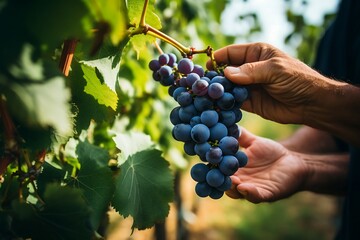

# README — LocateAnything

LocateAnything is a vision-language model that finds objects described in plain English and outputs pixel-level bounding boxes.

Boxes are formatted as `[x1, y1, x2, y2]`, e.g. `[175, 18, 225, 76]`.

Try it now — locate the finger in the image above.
[225, 189, 245, 199]
[238, 127, 257, 148]
[226, 175, 245, 199]
[237, 183, 263, 204]
[206, 42, 279, 70]
[206, 44, 250, 69]
[224, 60, 273, 85]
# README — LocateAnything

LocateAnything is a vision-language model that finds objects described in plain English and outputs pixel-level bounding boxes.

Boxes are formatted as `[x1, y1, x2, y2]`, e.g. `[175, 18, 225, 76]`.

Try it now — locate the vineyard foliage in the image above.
[0, 0, 335, 239]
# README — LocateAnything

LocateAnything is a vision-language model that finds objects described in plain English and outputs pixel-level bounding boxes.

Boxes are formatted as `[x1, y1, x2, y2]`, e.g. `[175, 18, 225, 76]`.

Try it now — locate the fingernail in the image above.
[225, 66, 241, 75]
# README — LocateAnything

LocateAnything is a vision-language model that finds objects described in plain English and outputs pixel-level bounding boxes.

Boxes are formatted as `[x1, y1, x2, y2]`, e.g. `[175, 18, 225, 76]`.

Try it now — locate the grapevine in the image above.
[0, 0, 247, 239]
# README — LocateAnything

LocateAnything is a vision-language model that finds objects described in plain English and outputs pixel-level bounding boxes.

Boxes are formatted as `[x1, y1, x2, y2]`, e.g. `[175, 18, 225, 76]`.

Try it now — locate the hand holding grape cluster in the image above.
[149, 53, 248, 199]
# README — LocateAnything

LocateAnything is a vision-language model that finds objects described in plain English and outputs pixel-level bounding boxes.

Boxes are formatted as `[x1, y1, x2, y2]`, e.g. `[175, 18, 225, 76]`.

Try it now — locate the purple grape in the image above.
[177, 91, 193, 106]
[209, 123, 228, 141]
[194, 142, 211, 159]
[210, 76, 233, 91]
[160, 74, 175, 86]
[219, 110, 236, 127]
[208, 82, 224, 99]
[158, 53, 170, 65]
[228, 124, 241, 139]
[234, 108, 243, 122]
[217, 176, 232, 191]
[152, 71, 161, 81]
[235, 150, 248, 167]
[217, 92, 235, 110]
[190, 163, 210, 182]
[173, 87, 187, 101]
[184, 141, 196, 156]
[192, 79, 209, 96]
[169, 106, 181, 125]
[205, 70, 219, 79]
[190, 116, 201, 127]
[233, 87, 248, 103]
[186, 73, 200, 87]
[191, 124, 210, 143]
[219, 136, 239, 155]
[205, 147, 223, 164]
[219, 155, 239, 176]
[194, 96, 213, 112]
[172, 124, 192, 142]
[209, 188, 225, 199]
[200, 110, 219, 127]
[179, 104, 198, 123]
[192, 64, 205, 77]
[168, 85, 177, 97]
[158, 65, 172, 78]
[178, 58, 194, 74]
[167, 53, 177, 67]
[149, 59, 161, 71]
[206, 168, 225, 187]
[179, 77, 188, 87]
[195, 182, 212, 197]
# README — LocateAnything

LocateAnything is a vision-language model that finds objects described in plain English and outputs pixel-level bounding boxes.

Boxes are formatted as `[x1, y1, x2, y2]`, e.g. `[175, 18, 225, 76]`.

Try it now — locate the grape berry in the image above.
[150, 53, 249, 199]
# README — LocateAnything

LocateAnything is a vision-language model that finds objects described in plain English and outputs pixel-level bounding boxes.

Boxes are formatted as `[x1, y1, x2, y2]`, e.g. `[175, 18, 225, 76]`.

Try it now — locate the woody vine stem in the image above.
[128, 0, 218, 70]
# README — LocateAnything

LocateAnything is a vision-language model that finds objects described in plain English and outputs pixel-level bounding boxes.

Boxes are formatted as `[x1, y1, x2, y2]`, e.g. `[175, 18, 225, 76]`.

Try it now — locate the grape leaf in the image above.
[128, 0, 161, 29]
[128, 0, 161, 55]
[11, 184, 93, 240]
[112, 149, 174, 230]
[24, 0, 92, 50]
[80, 63, 118, 111]
[113, 131, 154, 164]
[83, 0, 128, 45]
[68, 141, 115, 230]
[5, 75, 73, 136]
[36, 162, 66, 197]
[81, 52, 120, 92]
[68, 61, 114, 132]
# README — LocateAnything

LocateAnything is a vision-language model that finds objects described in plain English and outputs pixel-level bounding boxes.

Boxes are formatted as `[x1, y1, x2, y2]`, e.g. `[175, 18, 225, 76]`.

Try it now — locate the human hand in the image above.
[206, 43, 332, 125]
[226, 128, 308, 203]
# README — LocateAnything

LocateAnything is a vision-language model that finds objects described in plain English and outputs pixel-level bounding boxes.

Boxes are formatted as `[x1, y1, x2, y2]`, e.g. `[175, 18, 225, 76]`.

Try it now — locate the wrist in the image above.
[304, 78, 360, 146]
[298, 152, 349, 195]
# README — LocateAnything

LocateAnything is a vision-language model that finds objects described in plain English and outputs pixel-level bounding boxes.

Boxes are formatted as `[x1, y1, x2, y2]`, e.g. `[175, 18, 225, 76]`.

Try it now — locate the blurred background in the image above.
[108, 0, 342, 239]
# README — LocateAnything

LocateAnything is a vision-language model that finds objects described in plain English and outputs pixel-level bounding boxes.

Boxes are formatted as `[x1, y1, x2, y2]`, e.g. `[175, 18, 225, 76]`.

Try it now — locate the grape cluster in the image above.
[149, 53, 249, 199]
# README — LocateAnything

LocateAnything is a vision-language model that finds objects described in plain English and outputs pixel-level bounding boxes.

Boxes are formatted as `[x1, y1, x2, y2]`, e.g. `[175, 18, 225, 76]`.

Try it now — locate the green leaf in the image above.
[112, 149, 174, 230]
[76, 141, 110, 168]
[128, 0, 161, 56]
[128, 0, 161, 29]
[37, 162, 66, 197]
[81, 63, 118, 111]
[69, 141, 114, 230]
[11, 184, 93, 240]
[83, 0, 128, 45]
[5, 75, 73, 136]
[81, 50, 121, 92]
[113, 131, 154, 165]
[68, 61, 114, 132]
[24, 0, 92, 50]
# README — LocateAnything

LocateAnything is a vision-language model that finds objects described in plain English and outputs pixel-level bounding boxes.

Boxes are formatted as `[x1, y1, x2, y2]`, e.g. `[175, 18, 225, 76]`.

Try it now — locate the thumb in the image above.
[224, 61, 270, 85]
[238, 127, 257, 148]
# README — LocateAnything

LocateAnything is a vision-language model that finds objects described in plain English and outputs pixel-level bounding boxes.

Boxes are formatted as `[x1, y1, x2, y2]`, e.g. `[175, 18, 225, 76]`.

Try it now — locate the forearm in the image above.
[305, 79, 360, 147]
[297, 151, 349, 195]
[280, 126, 345, 154]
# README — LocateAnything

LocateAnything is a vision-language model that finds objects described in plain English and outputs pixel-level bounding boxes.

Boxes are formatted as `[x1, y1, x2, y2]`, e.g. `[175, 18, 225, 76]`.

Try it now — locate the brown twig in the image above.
[59, 39, 78, 76]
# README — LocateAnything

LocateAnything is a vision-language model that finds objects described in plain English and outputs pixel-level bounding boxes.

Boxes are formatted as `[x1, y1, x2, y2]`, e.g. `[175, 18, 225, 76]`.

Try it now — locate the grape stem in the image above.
[130, 0, 219, 69]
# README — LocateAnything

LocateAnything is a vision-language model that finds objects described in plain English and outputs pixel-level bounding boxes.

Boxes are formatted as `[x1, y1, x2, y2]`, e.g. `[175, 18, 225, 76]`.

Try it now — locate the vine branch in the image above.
[128, 0, 218, 70]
